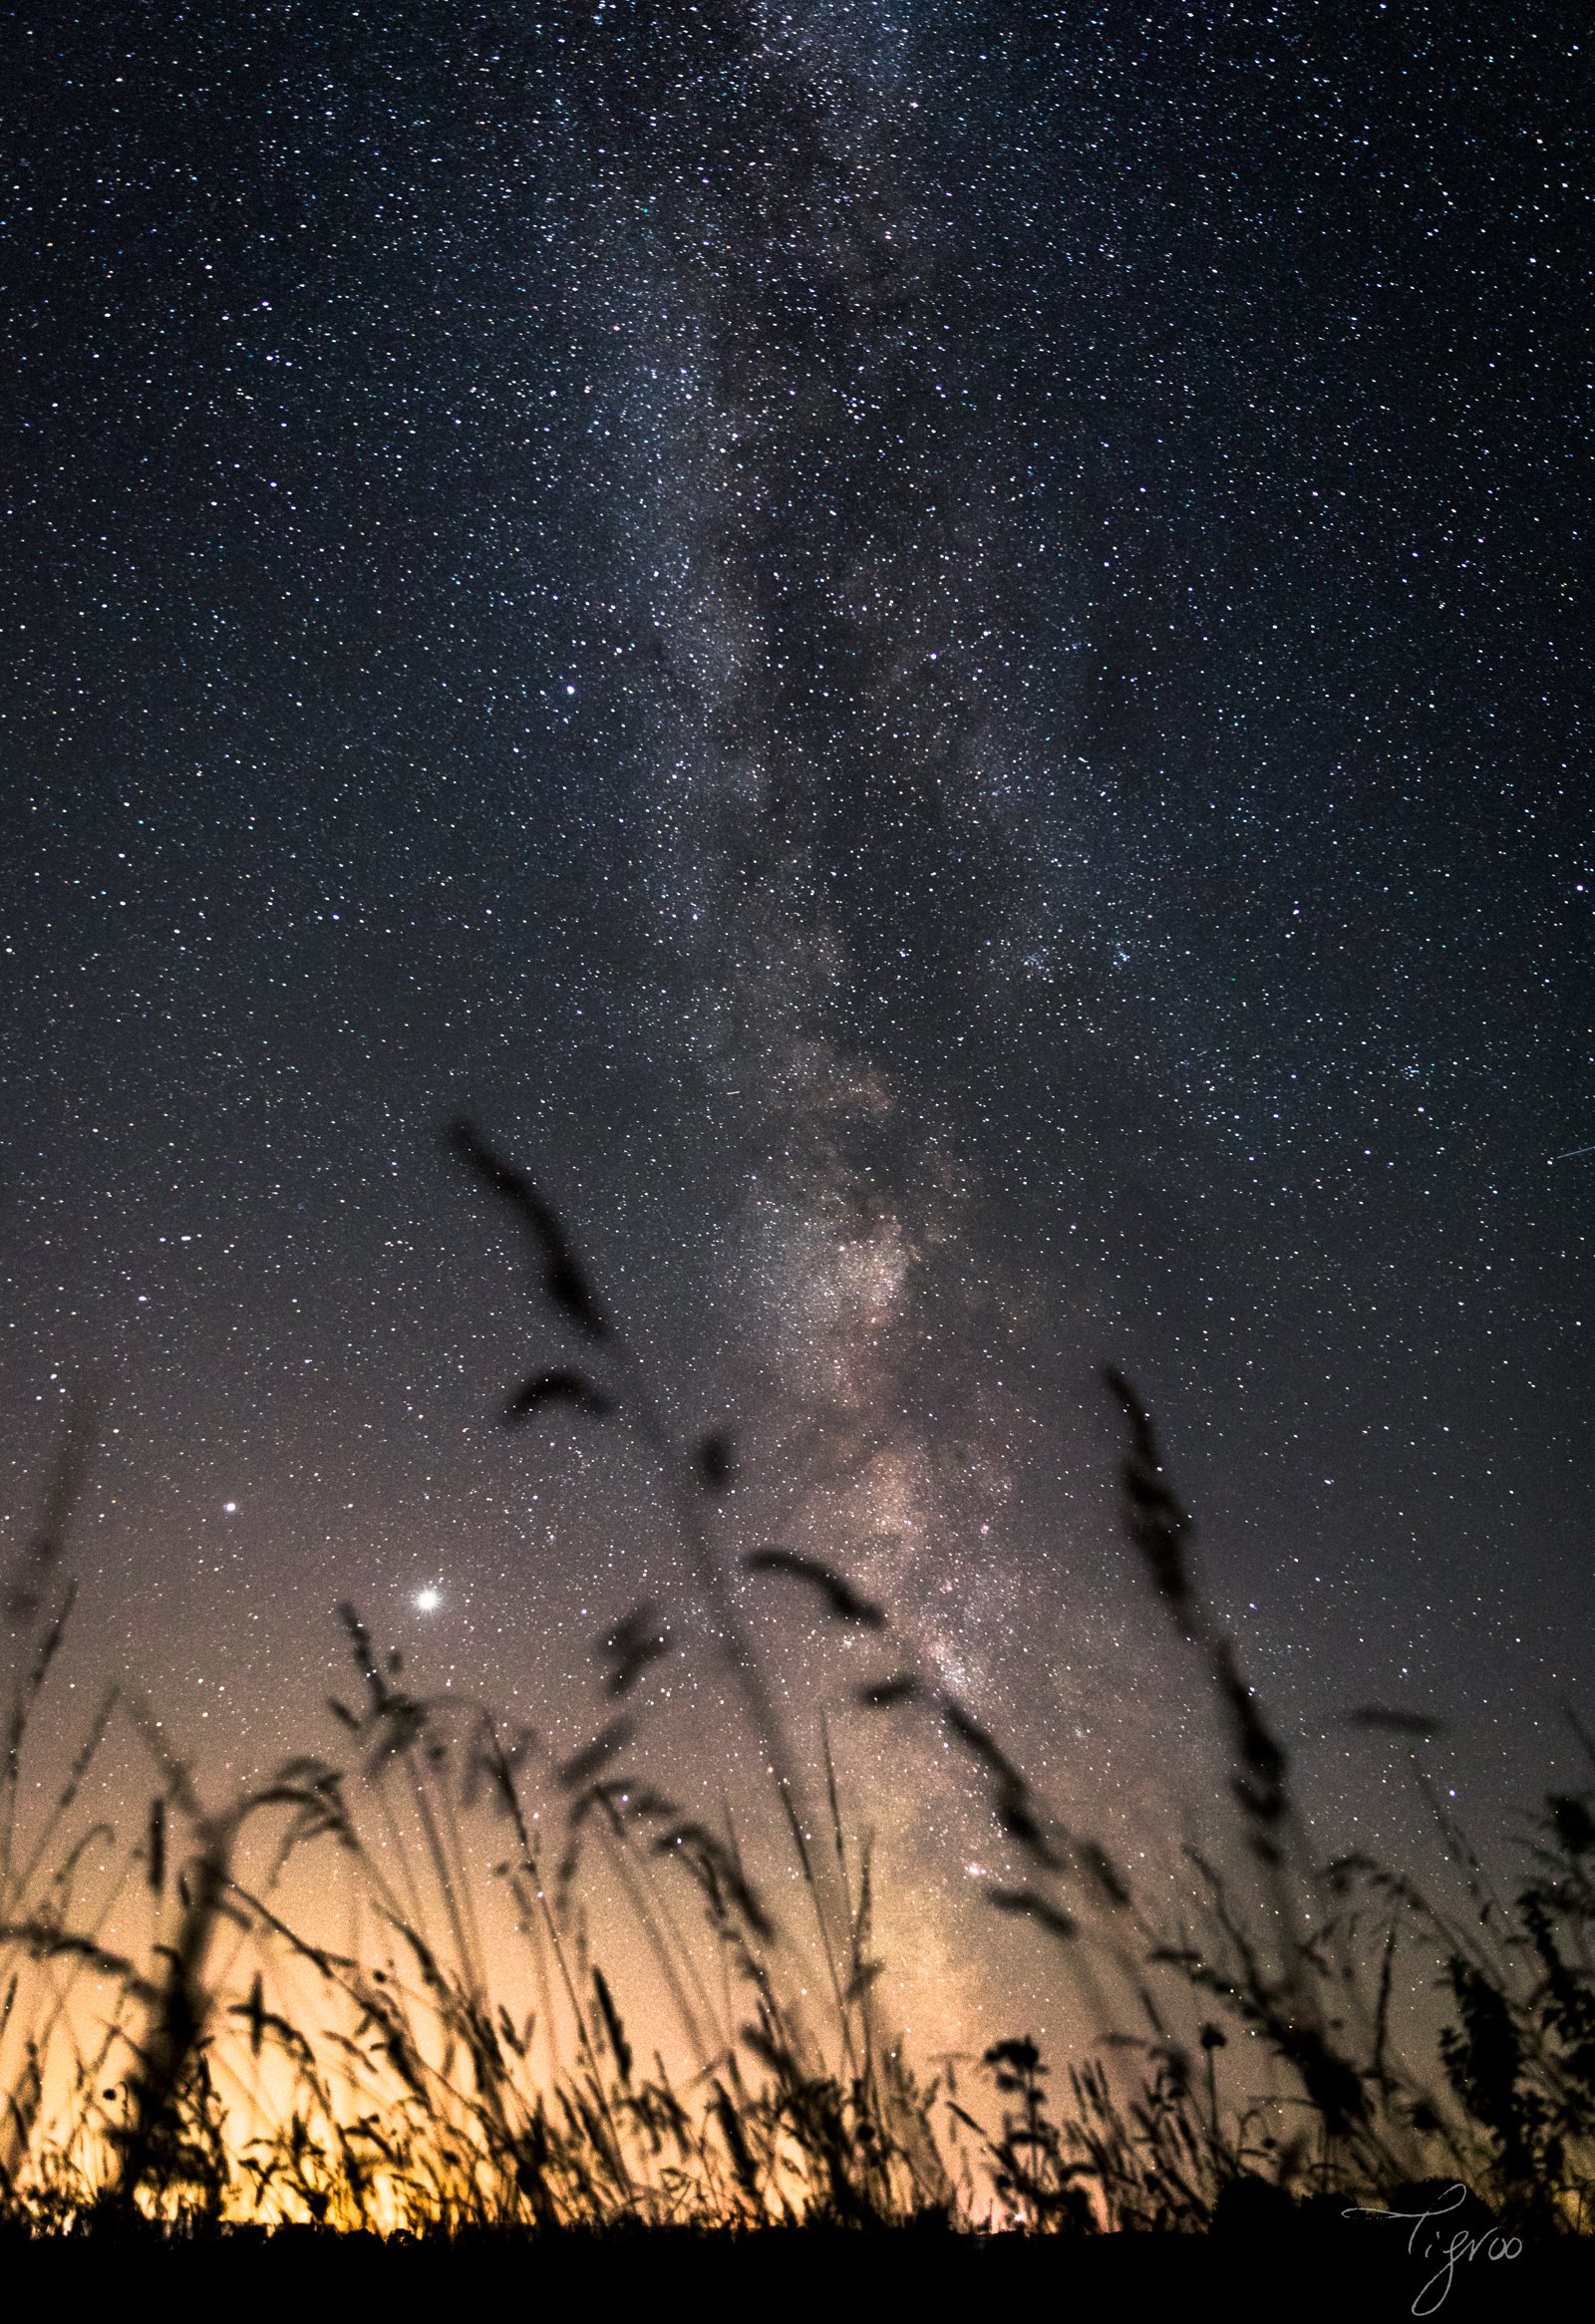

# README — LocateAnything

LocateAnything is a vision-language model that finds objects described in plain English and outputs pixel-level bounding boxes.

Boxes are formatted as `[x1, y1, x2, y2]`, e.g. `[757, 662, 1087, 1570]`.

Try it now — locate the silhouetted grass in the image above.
[0, 1125, 1591, 2288]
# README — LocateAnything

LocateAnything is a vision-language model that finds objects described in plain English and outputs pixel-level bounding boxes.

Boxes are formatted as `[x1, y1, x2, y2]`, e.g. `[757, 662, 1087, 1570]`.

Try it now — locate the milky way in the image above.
[2, 4, 1591, 2032]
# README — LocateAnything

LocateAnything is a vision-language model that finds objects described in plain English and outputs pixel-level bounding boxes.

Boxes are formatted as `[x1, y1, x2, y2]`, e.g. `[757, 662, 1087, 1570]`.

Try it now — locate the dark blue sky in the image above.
[2, 4, 1590, 1899]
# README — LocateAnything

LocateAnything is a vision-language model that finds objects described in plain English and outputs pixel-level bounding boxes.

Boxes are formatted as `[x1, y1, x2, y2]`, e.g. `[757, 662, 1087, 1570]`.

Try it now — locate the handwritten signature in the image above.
[1345, 2182, 1523, 2316]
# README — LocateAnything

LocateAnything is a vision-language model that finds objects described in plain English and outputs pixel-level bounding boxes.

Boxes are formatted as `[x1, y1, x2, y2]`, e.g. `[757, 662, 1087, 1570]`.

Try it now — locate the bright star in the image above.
[415, 1587, 442, 1612]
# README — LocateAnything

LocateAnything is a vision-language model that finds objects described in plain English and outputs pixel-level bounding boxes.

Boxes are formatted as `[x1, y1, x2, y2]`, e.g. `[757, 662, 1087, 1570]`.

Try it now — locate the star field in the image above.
[1, 4, 1591, 2020]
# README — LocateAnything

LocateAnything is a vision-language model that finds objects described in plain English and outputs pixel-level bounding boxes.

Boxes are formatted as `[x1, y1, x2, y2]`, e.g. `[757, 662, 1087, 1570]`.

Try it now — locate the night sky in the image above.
[2, 3, 1591, 2039]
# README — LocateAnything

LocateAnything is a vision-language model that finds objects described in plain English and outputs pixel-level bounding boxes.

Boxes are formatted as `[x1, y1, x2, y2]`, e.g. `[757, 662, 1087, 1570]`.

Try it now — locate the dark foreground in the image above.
[2, 2216, 1589, 2321]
